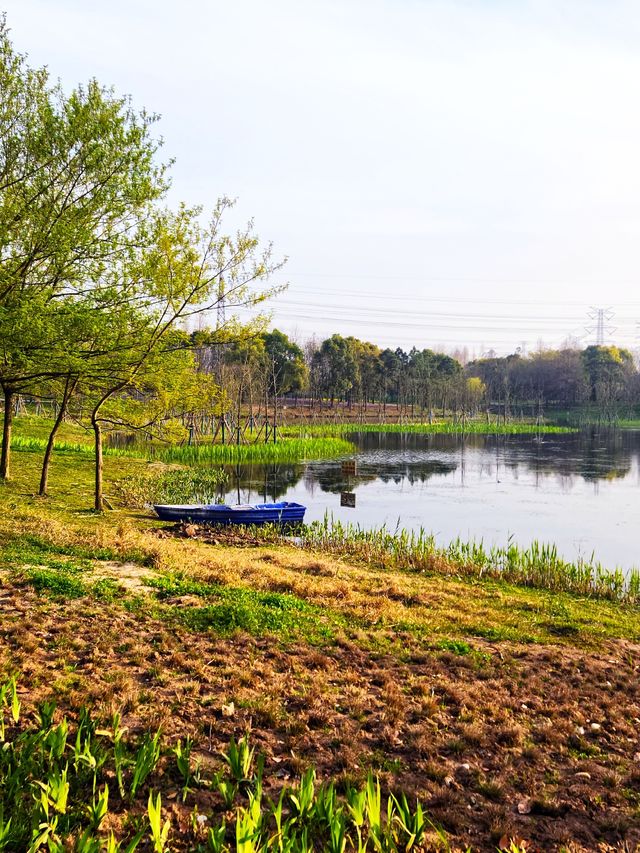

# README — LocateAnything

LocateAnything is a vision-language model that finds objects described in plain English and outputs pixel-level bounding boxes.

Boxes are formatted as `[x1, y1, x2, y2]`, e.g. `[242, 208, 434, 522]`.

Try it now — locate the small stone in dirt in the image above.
[576, 726, 585, 735]
[517, 798, 532, 814]
[590, 722, 601, 732]
[221, 701, 235, 717]
[458, 763, 471, 771]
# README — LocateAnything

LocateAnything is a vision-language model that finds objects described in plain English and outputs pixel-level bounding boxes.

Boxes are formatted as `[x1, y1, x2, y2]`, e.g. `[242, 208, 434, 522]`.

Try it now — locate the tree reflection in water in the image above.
[217, 428, 640, 505]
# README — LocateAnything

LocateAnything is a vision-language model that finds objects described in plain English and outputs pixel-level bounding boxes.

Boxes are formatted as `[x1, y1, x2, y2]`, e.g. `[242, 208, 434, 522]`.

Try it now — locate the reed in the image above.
[289, 516, 640, 604]
[150, 436, 354, 465]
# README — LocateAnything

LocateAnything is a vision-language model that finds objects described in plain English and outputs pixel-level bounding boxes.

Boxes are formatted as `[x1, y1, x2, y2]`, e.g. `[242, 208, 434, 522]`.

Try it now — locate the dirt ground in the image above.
[2, 571, 640, 852]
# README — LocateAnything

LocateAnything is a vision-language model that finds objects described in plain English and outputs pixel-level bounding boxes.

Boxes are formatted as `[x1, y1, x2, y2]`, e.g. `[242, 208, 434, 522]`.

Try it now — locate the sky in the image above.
[4, 0, 640, 357]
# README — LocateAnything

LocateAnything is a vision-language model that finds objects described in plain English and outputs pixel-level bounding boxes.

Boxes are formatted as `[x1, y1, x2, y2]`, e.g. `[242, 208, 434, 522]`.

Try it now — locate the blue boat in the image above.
[153, 501, 306, 526]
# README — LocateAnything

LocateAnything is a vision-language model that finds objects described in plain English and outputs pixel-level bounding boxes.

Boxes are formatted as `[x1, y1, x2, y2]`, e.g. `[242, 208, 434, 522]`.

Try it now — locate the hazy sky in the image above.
[4, 0, 640, 355]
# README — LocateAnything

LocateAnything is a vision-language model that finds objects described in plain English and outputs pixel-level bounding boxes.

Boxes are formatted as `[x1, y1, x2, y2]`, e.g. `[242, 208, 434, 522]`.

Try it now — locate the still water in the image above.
[220, 430, 640, 571]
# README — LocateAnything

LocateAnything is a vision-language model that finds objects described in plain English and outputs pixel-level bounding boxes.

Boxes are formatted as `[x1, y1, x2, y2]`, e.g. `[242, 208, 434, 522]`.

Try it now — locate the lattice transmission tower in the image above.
[585, 307, 615, 345]
[216, 274, 226, 329]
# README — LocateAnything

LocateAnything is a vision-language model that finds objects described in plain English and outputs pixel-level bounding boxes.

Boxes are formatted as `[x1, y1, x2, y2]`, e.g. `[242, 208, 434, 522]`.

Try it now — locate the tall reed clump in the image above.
[0, 677, 442, 852]
[282, 422, 575, 438]
[151, 437, 354, 465]
[295, 516, 640, 604]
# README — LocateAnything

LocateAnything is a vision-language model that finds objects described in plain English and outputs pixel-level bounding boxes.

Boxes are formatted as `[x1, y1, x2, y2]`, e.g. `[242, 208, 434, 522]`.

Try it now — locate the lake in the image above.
[220, 429, 640, 571]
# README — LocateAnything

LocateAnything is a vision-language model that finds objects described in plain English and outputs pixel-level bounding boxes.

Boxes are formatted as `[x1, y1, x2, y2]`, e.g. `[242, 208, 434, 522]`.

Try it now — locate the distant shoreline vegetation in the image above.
[9, 421, 583, 469]
[282, 421, 576, 437]
[11, 421, 576, 468]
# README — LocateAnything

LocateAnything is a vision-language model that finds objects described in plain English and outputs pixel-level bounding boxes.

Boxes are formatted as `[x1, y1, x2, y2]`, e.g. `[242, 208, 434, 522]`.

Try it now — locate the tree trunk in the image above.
[39, 377, 76, 496]
[0, 387, 15, 480]
[93, 417, 104, 512]
[273, 391, 277, 443]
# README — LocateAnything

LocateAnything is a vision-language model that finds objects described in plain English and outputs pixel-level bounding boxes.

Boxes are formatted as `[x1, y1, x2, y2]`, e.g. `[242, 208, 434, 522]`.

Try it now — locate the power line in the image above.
[265, 298, 628, 324]
[284, 270, 640, 292]
[266, 280, 640, 308]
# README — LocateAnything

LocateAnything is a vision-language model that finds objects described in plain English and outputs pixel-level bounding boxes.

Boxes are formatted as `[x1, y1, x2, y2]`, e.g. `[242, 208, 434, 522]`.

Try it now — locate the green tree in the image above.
[262, 329, 307, 396]
[581, 345, 634, 407]
[312, 335, 359, 405]
[0, 22, 167, 478]
[84, 202, 282, 510]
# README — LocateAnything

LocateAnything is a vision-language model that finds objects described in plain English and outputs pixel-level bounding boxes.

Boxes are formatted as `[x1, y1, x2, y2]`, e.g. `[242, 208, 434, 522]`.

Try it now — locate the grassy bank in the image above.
[2, 419, 640, 849]
[293, 517, 640, 605]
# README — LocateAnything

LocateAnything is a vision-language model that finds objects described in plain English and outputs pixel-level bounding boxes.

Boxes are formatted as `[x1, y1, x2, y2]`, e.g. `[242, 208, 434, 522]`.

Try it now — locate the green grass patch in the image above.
[0, 537, 134, 602]
[1, 539, 93, 573]
[148, 573, 340, 642]
[436, 638, 474, 656]
[25, 567, 88, 597]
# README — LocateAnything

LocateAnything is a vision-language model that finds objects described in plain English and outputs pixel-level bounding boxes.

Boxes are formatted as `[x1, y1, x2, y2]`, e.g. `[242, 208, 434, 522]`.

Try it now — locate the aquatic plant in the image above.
[149, 436, 354, 465]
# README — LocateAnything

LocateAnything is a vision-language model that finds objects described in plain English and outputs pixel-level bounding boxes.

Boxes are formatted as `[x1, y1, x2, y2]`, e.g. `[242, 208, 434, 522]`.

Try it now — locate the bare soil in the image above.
[1, 573, 640, 852]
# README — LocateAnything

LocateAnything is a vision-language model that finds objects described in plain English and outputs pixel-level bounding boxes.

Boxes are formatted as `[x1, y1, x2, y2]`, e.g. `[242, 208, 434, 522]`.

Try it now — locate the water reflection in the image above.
[219, 429, 640, 569]
[222, 429, 638, 500]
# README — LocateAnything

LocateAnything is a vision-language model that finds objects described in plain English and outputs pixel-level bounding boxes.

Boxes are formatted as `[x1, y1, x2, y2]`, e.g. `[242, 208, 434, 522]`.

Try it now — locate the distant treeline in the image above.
[194, 329, 639, 418]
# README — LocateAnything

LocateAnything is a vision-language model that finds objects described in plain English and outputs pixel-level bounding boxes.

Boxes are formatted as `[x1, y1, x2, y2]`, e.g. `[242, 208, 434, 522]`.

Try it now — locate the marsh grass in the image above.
[12, 430, 355, 466]
[150, 436, 354, 465]
[281, 422, 575, 438]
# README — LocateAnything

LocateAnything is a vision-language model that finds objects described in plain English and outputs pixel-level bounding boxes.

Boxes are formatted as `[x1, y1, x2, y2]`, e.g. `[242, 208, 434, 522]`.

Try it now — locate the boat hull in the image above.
[153, 501, 306, 526]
